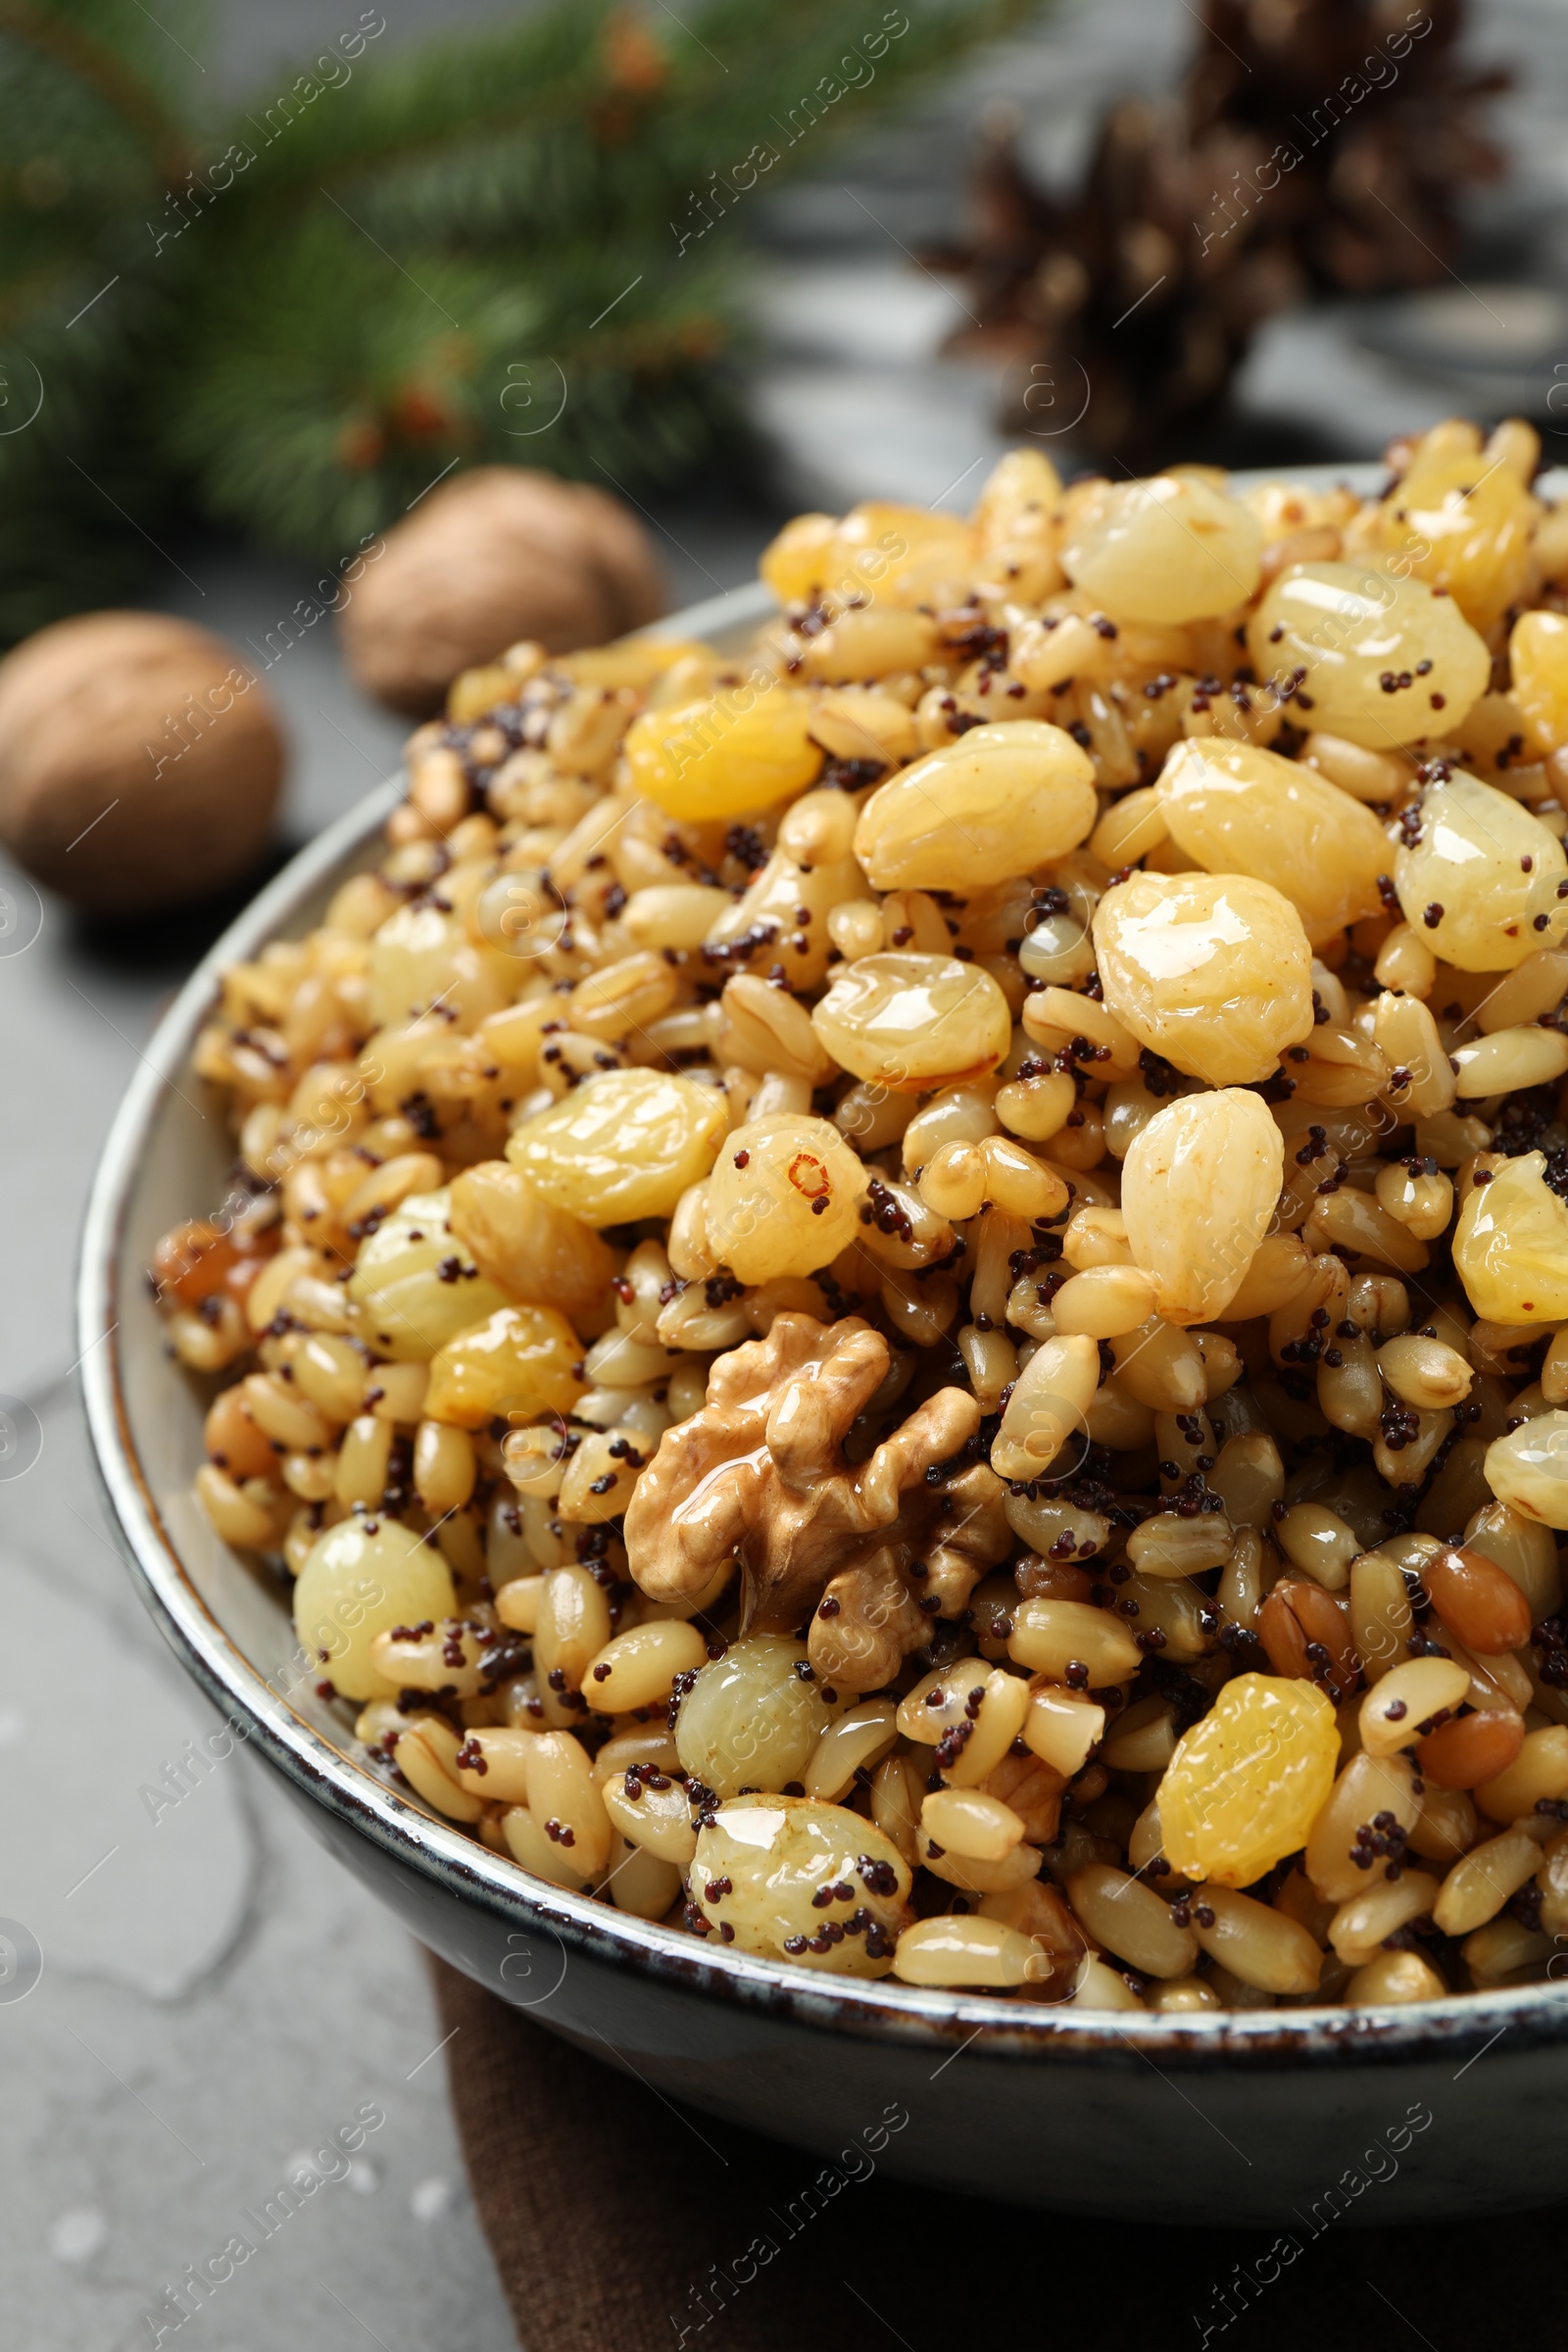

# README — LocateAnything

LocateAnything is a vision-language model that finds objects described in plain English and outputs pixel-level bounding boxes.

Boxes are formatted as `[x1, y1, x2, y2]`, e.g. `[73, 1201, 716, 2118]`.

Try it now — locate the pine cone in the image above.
[937, 0, 1507, 465]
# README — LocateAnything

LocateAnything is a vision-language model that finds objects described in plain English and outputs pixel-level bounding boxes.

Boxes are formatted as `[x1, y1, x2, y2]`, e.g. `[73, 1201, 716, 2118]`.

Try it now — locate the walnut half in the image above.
[623, 1312, 1009, 1693]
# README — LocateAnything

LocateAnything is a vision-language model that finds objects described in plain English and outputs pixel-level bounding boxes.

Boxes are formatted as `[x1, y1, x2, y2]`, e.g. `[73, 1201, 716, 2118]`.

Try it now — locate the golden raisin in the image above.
[1157, 1673, 1338, 1888]
[1093, 869, 1315, 1085]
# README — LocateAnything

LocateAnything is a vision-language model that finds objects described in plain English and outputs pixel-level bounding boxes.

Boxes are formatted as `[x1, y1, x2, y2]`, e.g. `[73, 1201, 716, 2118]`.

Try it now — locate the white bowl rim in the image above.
[77, 558, 1568, 2070]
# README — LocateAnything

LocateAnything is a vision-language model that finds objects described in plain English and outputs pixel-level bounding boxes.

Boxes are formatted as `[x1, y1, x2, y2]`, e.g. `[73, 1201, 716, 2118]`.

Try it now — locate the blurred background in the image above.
[2, 1, 1566, 2344]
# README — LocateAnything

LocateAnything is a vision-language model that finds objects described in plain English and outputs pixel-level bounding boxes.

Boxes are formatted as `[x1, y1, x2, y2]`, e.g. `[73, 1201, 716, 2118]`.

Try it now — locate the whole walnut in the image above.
[338, 466, 667, 717]
[0, 612, 284, 916]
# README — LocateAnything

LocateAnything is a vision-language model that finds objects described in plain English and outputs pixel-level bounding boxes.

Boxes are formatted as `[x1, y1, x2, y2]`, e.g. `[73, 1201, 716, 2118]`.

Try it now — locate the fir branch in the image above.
[214, 5, 612, 202]
[0, 0, 1051, 634]
[0, 0, 192, 175]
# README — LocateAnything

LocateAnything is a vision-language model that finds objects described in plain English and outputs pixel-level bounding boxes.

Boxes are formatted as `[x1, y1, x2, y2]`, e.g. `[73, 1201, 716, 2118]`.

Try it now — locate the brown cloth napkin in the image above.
[433, 1957, 1559, 2352]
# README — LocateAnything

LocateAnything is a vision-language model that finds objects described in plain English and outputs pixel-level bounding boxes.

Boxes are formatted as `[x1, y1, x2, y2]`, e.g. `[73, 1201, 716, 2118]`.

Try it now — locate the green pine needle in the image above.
[0, 0, 1044, 641]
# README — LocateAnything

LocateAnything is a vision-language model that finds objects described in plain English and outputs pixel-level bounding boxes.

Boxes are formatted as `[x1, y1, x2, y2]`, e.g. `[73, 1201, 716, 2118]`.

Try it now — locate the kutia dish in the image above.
[136, 419, 1568, 2022]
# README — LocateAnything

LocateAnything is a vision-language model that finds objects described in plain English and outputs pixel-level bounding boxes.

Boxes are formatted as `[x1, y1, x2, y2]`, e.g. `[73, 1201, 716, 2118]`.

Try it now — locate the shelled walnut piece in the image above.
[623, 1312, 1010, 1689]
[158, 414, 1568, 2011]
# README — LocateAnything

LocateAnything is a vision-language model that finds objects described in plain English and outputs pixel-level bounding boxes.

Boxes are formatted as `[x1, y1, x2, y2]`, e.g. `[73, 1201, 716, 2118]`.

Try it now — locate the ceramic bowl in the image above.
[81, 561, 1568, 2225]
